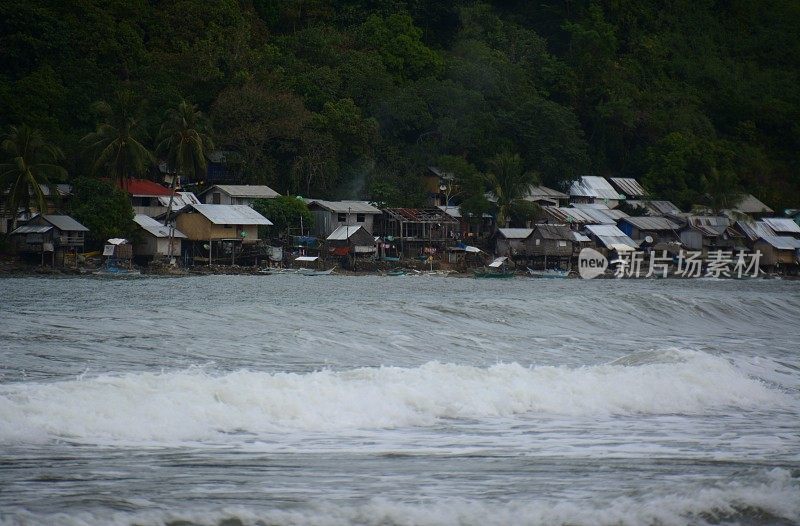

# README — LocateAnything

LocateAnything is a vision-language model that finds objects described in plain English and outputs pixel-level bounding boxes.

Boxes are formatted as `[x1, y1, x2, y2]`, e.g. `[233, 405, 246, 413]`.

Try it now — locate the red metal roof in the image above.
[122, 179, 173, 197]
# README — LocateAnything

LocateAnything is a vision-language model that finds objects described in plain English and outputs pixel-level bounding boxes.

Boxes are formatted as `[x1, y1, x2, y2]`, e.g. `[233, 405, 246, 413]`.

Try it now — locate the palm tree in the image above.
[484, 150, 538, 228]
[156, 99, 214, 186]
[156, 99, 214, 255]
[80, 90, 154, 187]
[702, 167, 743, 215]
[0, 124, 67, 224]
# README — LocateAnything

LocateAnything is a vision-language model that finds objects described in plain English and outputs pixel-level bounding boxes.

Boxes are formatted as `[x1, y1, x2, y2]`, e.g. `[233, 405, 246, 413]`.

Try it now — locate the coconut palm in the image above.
[0, 124, 67, 221]
[701, 167, 743, 215]
[484, 150, 538, 227]
[80, 90, 154, 187]
[156, 99, 214, 185]
[156, 100, 214, 255]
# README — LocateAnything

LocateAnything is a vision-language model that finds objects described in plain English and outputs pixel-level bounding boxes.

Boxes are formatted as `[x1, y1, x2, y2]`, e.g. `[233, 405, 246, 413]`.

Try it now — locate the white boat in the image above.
[297, 266, 336, 276]
[527, 268, 570, 279]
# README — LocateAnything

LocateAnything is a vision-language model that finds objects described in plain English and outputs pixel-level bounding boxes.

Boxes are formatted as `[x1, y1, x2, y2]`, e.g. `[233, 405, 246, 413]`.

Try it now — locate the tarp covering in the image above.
[488, 256, 508, 268]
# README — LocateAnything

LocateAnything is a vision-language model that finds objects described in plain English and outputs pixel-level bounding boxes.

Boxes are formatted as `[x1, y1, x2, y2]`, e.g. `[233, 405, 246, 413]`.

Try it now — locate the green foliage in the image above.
[69, 177, 135, 249]
[0, 124, 67, 215]
[0, 0, 798, 209]
[80, 90, 154, 185]
[251, 196, 313, 239]
[157, 100, 214, 182]
[484, 151, 538, 228]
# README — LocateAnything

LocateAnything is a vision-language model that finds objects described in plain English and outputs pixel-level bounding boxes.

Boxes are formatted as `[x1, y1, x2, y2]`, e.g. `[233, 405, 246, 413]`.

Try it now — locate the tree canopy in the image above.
[1, 0, 797, 210]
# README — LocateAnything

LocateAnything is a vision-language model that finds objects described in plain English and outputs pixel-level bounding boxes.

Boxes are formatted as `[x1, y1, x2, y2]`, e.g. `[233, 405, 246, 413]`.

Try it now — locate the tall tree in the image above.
[157, 99, 214, 184]
[0, 124, 67, 221]
[484, 150, 537, 228]
[80, 90, 154, 187]
[156, 99, 214, 257]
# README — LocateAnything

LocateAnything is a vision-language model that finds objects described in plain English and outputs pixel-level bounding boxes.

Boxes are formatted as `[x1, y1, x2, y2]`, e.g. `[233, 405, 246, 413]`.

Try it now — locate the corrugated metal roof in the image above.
[438, 205, 462, 218]
[569, 176, 623, 200]
[533, 224, 574, 240]
[624, 200, 683, 217]
[525, 185, 569, 200]
[327, 224, 367, 240]
[11, 225, 52, 234]
[572, 231, 591, 242]
[43, 215, 89, 232]
[134, 214, 187, 239]
[309, 200, 382, 214]
[759, 235, 800, 250]
[763, 218, 800, 234]
[207, 185, 280, 199]
[497, 228, 533, 239]
[736, 221, 776, 241]
[188, 204, 273, 225]
[735, 194, 773, 214]
[648, 200, 681, 216]
[543, 207, 616, 225]
[619, 216, 680, 231]
[687, 216, 730, 236]
[571, 203, 629, 221]
[158, 192, 201, 211]
[609, 177, 647, 197]
[585, 224, 638, 250]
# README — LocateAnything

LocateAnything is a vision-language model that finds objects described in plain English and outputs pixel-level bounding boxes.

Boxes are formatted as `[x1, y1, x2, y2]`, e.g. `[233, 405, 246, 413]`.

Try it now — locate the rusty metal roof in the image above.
[383, 207, 458, 223]
[609, 177, 647, 197]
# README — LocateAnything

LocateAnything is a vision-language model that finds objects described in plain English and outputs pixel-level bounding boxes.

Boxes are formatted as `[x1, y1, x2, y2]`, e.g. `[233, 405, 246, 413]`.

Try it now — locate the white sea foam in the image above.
[2, 468, 797, 526]
[0, 350, 791, 444]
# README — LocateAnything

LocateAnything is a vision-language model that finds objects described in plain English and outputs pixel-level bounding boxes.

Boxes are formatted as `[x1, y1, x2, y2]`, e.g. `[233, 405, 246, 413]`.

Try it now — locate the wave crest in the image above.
[0, 350, 790, 444]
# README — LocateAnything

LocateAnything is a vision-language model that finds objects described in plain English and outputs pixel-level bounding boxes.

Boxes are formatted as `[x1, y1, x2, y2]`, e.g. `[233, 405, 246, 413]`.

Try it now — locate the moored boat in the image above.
[297, 267, 336, 276]
[527, 268, 570, 279]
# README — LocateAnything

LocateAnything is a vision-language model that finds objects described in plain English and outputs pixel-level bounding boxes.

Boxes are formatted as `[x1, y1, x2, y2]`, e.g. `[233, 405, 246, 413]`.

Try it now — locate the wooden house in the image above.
[133, 214, 186, 260]
[753, 236, 800, 267]
[307, 200, 382, 237]
[10, 214, 88, 266]
[679, 216, 742, 256]
[379, 207, 458, 258]
[526, 224, 575, 269]
[494, 228, 533, 258]
[175, 204, 273, 265]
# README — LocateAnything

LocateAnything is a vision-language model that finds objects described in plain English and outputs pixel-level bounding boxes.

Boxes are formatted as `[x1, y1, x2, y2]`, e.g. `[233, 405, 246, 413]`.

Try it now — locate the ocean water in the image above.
[0, 275, 798, 526]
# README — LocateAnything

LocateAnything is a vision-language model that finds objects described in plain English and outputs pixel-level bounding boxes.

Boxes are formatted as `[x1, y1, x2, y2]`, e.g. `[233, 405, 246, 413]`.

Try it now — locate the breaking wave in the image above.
[0, 349, 791, 445]
[2, 468, 798, 526]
